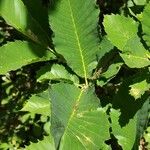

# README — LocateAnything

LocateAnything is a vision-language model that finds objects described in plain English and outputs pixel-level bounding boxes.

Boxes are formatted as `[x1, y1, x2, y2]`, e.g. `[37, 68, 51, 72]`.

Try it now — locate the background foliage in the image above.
[0, 0, 150, 149]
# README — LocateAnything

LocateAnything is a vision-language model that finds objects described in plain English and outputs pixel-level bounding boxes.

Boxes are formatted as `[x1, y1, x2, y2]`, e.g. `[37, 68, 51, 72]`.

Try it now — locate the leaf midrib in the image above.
[61, 89, 84, 144]
[68, 0, 88, 85]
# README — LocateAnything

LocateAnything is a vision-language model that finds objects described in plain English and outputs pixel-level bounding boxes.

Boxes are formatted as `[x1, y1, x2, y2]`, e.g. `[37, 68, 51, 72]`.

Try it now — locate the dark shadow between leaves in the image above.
[112, 79, 149, 127]
[23, 0, 54, 57]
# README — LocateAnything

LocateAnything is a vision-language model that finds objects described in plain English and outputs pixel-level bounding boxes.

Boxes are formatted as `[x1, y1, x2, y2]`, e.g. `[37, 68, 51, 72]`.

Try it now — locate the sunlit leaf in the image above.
[103, 14, 138, 50]
[0, 41, 54, 74]
[37, 64, 79, 83]
[129, 80, 150, 100]
[26, 136, 55, 150]
[21, 91, 50, 116]
[49, 0, 100, 84]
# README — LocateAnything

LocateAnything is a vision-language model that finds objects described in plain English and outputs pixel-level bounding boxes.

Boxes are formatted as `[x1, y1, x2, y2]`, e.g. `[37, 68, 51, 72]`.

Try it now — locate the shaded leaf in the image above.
[21, 91, 50, 116]
[37, 64, 79, 83]
[0, 41, 54, 75]
[50, 83, 110, 150]
[0, 0, 50, 46]
[135, 97, 150, 149]
[49, 0, 100, 84]
[22, 0, 50, 35]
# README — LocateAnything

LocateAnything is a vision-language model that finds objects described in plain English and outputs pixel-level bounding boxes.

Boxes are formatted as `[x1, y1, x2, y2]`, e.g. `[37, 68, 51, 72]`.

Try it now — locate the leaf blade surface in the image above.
[49, 0, 100, 83]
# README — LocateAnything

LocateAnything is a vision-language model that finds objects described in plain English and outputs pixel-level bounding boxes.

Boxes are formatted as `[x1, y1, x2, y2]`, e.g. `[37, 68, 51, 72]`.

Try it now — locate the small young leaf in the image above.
[22, 0, 50, 35]
[0, 0, 51, 46]
[37, 64, 79, 83]
[129, 80, 150, 100]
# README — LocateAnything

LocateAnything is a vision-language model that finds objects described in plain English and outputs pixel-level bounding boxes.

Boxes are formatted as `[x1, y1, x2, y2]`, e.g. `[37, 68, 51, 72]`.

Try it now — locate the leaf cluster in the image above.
[0, 0, 150, 149]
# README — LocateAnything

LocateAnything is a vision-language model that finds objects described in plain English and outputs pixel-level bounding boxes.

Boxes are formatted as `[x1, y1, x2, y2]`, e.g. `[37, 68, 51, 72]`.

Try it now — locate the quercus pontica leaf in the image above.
[21, 91, 51, 116]
[37, 64, 79, 83]
[49, 0, 100, 85]
[129, 80, 150, 100]
[25, 136, 55, 150]
[0, 0, 150, 149]
[0, 0, 51, 47]
[104, 15, 150, 68]
[110, 109, 137, 150]
[0, 41, 54, 75]
[142, 2, 150, 47]
[50, 83, 110, 150]
[120, 37, 150, 68]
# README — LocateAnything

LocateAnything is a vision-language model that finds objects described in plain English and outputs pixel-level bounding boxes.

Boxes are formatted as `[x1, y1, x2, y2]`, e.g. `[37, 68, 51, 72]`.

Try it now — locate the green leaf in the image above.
[97, 63, 123, 86]
[134, 0, 147, 5]
[120, 37, 150, 68]
[98, 36, 114, 60]
[128, 0, 147, 6]
[129, 80, 150, 100]
[104, 15, 150, 68]
[103, 14, 138, 50]
[21, 91, 50, 116]
[49, 0, 100, 84]
[37, 64, 79, 83]
[144, 126, 150, 150]
[142, 2, 150, 47]
[22, 0, 50, 35]
[120, 53, 150, 68]
[50, 83, 110, 150]
[110, 109, 137, 150]
[0, 143, 11, 150]
[0, 0, 50, 46]
[25, 136, 55, 150]
[135, 97, 150, 149]
[0, 41, 54, 74]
